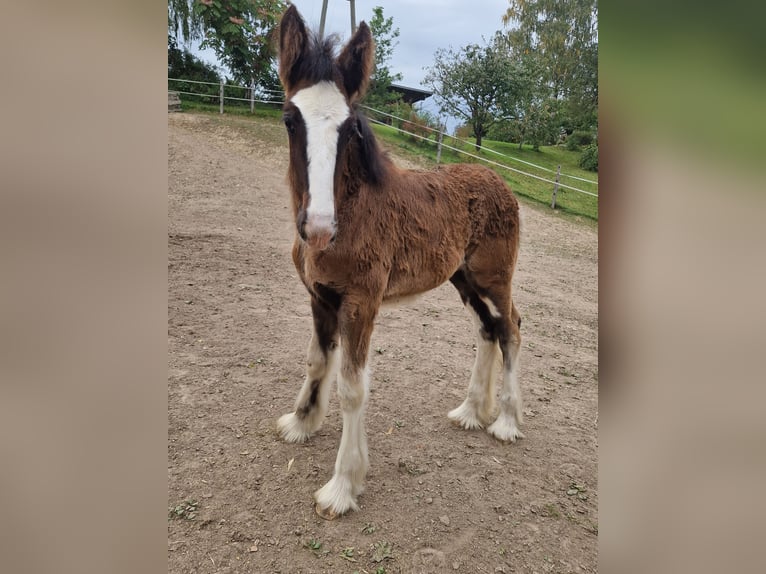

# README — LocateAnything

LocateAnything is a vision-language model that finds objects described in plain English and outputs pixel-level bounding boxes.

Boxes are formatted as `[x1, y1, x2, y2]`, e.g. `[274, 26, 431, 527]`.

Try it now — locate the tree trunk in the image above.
[475, 132, 482, 151]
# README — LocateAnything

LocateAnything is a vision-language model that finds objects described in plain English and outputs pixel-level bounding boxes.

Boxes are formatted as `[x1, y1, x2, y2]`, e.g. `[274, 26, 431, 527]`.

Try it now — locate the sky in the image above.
[192, 0, 514, 131]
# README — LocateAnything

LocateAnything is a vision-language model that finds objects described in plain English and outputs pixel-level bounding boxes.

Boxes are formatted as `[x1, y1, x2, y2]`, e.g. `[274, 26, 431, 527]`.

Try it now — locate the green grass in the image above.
[371, 123, 598, 222]
[178, 97, 283, 120]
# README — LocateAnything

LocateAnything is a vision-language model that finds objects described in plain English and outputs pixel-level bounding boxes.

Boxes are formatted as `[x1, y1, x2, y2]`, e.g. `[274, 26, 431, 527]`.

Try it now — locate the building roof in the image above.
[389, 83, 433, 105]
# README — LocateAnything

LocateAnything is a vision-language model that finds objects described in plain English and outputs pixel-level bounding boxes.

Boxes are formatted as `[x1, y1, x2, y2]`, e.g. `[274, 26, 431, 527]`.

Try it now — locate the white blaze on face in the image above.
[290, 81, 350, 242]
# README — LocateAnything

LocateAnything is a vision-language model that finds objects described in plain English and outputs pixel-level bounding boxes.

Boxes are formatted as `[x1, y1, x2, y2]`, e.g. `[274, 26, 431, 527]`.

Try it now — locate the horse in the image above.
[275, 5, 524, 519]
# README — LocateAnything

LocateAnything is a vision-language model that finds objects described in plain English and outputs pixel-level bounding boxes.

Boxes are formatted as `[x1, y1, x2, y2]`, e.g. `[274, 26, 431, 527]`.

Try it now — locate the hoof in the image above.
[487, 416, 525, 443]
[315, 503, 339, 521]
[447, 401, 486, 430]
[276, 412, 311, 443]
[313, 476, 358, 518]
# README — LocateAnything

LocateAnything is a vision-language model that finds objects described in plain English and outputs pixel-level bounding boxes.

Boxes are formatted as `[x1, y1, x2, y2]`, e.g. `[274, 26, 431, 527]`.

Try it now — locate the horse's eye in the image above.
[283, 115, 295, 135]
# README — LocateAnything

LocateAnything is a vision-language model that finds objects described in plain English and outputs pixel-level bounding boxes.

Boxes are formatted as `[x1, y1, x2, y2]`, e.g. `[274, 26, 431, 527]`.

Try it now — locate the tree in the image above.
[168, 35, 221, 83]
[168, 1, 285, 86]
[424, 35, 521, 150]
[515, 97, 561, 150]
[363, 6, 403, 111]
[168, 35, 222, 103]
[168, 0, 202, 44]
[502, 0, 597, 130]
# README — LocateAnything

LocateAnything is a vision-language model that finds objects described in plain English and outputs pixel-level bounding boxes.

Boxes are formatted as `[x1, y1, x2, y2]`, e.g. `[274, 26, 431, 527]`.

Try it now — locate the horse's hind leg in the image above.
[447, 268, 500, 429]
[487, 302, 524, 442]
[277, 294, 339, 443]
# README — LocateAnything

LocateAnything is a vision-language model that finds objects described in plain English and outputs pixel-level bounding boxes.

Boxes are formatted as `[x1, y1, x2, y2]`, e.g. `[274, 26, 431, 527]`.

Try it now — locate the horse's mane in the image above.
[287, 33, 338, 88]
[352, 110, 391, 187]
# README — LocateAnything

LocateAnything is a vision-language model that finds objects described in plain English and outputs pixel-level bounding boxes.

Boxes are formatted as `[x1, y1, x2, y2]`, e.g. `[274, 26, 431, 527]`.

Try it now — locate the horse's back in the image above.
[436, 163, 520, 242]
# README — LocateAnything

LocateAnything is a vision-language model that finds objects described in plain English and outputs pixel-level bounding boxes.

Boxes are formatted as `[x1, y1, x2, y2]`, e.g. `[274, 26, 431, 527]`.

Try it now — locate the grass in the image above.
[370, 123, 598, 222]
[179, 98, 282, 121]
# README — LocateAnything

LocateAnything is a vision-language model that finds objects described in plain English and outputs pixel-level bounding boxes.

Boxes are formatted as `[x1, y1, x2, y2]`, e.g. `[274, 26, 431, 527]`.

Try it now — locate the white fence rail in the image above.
[366, 117, 597, 198]
[168, 77, 283, 111]
[360, 105, 598, 187]
[168, 78, 598, 205]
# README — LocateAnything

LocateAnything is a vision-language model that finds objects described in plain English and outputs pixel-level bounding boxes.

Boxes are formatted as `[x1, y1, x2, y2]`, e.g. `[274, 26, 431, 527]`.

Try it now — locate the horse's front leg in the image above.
[277, 294, 339, 443]
[314, 299, 378, 519]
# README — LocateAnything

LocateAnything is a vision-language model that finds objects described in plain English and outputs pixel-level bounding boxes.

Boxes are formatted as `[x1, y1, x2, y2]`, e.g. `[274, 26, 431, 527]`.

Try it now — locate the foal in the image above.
[275, 6, 524, 519]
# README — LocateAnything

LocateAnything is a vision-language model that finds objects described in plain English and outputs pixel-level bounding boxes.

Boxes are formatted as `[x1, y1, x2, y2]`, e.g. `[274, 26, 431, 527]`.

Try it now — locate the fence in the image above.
[168, 78, 598, 210]
[168, 77, 284, 112]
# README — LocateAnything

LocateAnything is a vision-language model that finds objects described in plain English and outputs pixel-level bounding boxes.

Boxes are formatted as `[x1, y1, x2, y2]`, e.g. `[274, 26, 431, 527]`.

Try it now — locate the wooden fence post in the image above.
[219, 80, 224, 114]
[250, 79, 255, 113]
[436, 125, 445, 165]
[551, 164, 561, 208]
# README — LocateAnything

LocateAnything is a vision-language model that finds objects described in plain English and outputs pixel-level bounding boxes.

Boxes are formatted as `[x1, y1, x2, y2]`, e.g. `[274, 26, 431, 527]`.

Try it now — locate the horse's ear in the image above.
[278, 5, 310, 91]
[336, 22, 374, 102]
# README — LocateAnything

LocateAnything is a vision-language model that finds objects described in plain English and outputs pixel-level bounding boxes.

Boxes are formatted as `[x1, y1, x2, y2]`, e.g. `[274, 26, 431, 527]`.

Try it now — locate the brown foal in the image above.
[275, 6, 524, 519]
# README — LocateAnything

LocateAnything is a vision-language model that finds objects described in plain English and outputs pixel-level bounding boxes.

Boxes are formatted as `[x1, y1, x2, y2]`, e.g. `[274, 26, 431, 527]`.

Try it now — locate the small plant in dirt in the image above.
[372, 541, 393, 562]
[303, 538, 330, 557]
[361, 523, 376, 535]
[339, 547, 357, 562]
[542, 503, 561, 518]
[169, 499, 198, 520]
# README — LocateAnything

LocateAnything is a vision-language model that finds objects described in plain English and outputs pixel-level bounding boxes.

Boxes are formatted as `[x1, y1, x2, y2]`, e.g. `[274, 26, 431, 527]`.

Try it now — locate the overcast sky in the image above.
[288, 0, 512, 87]
[192, 1, 514, 130]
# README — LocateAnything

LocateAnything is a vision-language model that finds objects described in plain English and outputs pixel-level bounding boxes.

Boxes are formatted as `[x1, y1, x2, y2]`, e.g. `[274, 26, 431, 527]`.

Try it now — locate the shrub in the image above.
[487, 120, 519, 144]
[566, 130, 594, 150]
[454, 123, 473, 139]
[402, 111, 434, 143]
[579, 143, 598, 172]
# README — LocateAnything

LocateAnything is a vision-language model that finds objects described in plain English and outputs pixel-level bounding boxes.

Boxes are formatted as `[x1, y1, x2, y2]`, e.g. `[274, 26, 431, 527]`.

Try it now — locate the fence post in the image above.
[319, 0, 328, 38]
[219, 80, 224, 114]
[250, 79, 255, 113]
[551, 164, 561, 209]
[436, 125, 445, 165]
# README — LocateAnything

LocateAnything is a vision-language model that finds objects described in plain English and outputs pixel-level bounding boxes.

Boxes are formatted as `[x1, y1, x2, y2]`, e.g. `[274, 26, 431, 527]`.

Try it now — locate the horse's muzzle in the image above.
[300, 213, 336, 251]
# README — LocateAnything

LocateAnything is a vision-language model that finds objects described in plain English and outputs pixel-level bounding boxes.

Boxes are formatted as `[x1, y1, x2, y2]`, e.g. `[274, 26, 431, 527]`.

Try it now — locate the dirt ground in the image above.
[168, 112, 598, 574]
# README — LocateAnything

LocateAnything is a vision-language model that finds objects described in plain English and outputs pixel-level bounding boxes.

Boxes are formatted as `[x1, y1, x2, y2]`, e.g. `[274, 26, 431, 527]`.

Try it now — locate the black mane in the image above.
[337, 109, 391, 188]
[288, 33, 339, 89]
[353, 110, 390, 186]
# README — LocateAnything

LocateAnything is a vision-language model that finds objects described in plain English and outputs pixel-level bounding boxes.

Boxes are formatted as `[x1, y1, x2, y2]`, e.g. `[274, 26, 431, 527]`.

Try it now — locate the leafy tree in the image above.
[364, 6, 404, 111]
[168, 35, 222, 103]
[168, 0, 285, 86]
[515, 97, 561, 150]
[169, 0, 203, 44]
[495, 52, 561, 149]
[424, 35, 522, 150]
[168, 35, 221, 82]
[502, 0, 598, 130]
